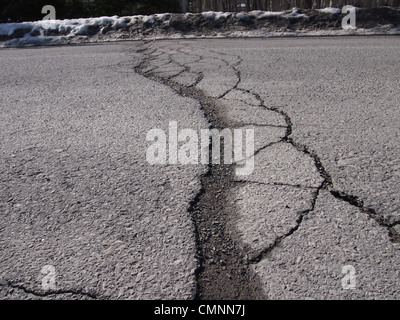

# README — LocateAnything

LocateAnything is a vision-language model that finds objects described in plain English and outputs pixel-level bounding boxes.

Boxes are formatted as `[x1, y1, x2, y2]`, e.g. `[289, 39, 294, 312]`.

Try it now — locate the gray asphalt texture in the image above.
[0, 43, 208, 299]
[1, 36, 400, 299]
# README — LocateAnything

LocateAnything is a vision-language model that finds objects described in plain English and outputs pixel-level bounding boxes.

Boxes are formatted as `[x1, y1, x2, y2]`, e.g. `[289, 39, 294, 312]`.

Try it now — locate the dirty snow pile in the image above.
[0, 7, 399, 47]
[0, 14, 171, 46]
[317, 7, 343, 14]
[202, 7, 307, 20]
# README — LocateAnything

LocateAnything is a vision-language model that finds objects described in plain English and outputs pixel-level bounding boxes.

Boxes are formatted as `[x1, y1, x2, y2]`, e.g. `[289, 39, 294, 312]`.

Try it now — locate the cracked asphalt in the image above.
[1, 36, 400, 299]
[0, 44, 207, 299]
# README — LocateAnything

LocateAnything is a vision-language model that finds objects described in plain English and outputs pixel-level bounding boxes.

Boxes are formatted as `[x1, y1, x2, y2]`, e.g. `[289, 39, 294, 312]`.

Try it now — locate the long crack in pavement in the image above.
[135, 41, 265, 299]
[134, 39, 400, 299]
[0, 279, 96, 299]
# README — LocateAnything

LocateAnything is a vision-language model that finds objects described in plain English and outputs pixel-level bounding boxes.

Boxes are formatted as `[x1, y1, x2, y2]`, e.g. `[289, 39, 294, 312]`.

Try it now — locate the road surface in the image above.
[0, 36, 399, 299]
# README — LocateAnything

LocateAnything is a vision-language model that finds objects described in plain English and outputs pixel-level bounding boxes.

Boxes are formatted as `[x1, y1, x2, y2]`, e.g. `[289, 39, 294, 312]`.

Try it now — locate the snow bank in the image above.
[0, 9, 310, 46]
[0, 14, 171, 40]
[238, 7, 308, 20]
[248, 10, 285, 19]
[0, 7, 399, 48]
[317, 7, 342, 14]
[202, 11, 233, 19]
[201, 8, 308, 20]
[228, 24, 400, 38]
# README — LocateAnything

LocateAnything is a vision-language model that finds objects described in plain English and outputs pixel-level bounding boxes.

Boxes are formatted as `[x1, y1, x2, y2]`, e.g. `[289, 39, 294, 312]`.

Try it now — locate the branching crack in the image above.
[330, 190, 400, 243]
[0, 280, 97, 299]
[248, 185, 323, 264]
[134, 42, 264, 299]
[132, 39, 399, 300]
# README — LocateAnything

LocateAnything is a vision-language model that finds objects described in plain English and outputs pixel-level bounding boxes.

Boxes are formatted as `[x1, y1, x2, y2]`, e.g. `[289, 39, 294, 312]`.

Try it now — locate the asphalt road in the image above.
[0, 43, 208, 299]
[1, 36, 399, 299]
